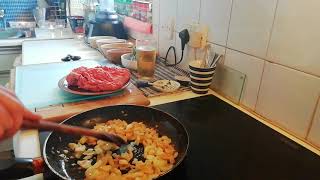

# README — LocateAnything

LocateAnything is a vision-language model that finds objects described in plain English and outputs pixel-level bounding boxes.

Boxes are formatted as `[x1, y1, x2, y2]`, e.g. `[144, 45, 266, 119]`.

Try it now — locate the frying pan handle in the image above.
[0, 157, 44, 179]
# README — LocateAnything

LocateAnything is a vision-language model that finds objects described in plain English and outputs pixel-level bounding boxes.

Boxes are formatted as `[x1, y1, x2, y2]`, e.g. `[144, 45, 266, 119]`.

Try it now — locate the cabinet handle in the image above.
[0, 70, 10, 75]
[0, 52, 20, 55]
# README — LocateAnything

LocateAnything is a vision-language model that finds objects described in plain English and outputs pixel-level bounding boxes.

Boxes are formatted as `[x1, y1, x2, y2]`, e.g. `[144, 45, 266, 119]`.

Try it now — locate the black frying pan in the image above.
[43, 105, 189, 179]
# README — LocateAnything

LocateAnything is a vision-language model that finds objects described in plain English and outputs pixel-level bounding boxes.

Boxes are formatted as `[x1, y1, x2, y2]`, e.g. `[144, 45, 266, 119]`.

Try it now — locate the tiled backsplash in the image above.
[153, 0, 320, 148]
[0, 0, 38, 28]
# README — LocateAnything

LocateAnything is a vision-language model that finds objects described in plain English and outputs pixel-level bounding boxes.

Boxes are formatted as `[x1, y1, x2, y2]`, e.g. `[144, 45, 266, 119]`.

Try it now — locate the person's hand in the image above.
[0, 86, 42, 140]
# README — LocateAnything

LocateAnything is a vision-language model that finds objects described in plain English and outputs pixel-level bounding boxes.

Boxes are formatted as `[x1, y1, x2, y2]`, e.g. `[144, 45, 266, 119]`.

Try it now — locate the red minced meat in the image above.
[66, 66, 131, 92]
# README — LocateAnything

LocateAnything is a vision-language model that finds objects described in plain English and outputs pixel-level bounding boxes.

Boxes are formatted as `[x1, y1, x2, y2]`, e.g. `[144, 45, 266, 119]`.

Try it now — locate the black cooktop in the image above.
[40, 95, 320, 180]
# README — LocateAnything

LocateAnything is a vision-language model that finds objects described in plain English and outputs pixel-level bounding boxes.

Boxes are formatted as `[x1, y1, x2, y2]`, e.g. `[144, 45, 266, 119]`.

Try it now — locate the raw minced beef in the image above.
[66, 66, 130, 92]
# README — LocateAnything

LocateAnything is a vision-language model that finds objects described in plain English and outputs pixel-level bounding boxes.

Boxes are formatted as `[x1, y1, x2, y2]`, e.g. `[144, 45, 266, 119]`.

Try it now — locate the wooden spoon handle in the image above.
[22, 119, 126, 146]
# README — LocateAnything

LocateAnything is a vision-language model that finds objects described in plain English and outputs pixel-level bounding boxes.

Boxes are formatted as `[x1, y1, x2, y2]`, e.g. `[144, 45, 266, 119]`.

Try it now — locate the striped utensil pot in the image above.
[189, 61, 216, 94]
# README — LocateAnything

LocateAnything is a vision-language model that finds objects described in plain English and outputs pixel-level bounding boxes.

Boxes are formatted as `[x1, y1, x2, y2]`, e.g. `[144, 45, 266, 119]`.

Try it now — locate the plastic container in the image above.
[121, 53, 137, 70]
[105, 48, 133, 64]
[88, 36, 117, 48]
[96, 39, 127, 51]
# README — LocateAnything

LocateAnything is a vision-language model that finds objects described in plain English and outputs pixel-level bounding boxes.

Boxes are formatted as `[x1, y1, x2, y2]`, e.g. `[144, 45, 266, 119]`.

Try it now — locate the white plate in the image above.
[152, 80, 180, 93]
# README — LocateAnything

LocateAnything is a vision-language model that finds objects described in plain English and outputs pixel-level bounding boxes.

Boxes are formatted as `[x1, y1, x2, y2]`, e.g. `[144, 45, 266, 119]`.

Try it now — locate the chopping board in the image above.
[15, 60, 117, 109]
[14, 60, 150, 122]
[35, 83, 150, 122]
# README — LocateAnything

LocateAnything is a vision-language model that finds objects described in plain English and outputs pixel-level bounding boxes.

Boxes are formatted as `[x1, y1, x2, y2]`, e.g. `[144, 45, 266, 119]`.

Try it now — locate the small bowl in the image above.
[105, 48, 133, 64]
[100, 42, 133, 55]
[96, 39, 127, 50]
[88, 36, 117, 48]
[121, 53, 137, 70]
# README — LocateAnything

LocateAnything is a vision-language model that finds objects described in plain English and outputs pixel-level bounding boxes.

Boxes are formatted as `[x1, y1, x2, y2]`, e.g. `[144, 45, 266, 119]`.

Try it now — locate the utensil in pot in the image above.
[22, 119, 126, 146]
[209, 54, 223, 68]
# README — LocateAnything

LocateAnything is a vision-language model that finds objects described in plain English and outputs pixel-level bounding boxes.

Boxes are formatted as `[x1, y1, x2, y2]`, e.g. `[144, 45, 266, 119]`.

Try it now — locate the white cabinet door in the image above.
[0, 46, 21, 71]
[0, 54, 19, 71]
[0, 72, 10, 86]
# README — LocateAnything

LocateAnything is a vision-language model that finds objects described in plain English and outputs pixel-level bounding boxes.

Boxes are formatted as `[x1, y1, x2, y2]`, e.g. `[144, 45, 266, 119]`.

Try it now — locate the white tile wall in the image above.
[152, 0, 159, 26]
[224, 49, 264, 110]
[161, 32, 226, 70]
[158, 0, 177, 58]
[308, 97, 320, 147]
[159, 0, 177, 31]
[152, 0, 160, 49]
[256, 62, 320, 138]
[152, 25, 159, 50]
[227, 0, 277, 58]
[176, 0, 201, 31]
[158, 30, 176, 61]
[156, 0, 320, 144]
[267, 0, 320, 76]
[199, 0, 233, 46]
[175, 37, 226, 70]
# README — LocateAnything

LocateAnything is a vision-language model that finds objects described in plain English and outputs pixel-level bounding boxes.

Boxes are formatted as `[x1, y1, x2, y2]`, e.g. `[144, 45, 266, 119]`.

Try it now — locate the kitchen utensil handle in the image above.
[136, 80, 152, 88]
[0, 157, 44, 179]
[22, 119, 126, 146]
[210, 54, 222, 67]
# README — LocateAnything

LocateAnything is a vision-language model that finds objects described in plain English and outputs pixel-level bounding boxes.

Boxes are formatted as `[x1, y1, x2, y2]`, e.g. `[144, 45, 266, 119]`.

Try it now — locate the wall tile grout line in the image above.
[305, 94, 320, 139]
[265, 0, 279, 58]
[157, 0, 160, 48]
[198, 0, 202, 23]
[174, 0, 178, 50]
[158, 0, 161, 28]
[166, 0, 320, 79]
[158, 0, 320, 147]
[225, 0, 235, 48]
[254, 60, 266, 111]
[205, 43, 320, 79]
[175, 0, 179, 31]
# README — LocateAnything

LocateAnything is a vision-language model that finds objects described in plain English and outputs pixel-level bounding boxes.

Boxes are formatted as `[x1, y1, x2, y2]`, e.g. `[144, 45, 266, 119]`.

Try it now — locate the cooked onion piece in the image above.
[68, 120, 178, 180]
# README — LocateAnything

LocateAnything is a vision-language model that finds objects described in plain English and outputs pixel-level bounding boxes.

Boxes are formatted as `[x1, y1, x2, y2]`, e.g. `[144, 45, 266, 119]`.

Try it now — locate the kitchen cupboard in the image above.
[0, 72, 10, 86]
[0, 46, 21, 85]
[0, 46, 21, 71]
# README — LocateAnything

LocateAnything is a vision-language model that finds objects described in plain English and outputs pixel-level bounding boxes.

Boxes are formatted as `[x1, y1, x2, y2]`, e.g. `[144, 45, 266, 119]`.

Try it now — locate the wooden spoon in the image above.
[22, 119, 126, 146]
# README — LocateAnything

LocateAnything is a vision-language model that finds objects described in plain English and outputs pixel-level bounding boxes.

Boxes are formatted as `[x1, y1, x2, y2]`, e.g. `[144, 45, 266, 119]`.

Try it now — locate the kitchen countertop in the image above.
[22, 39, 104, 65]
[0, 28, 74, 47]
